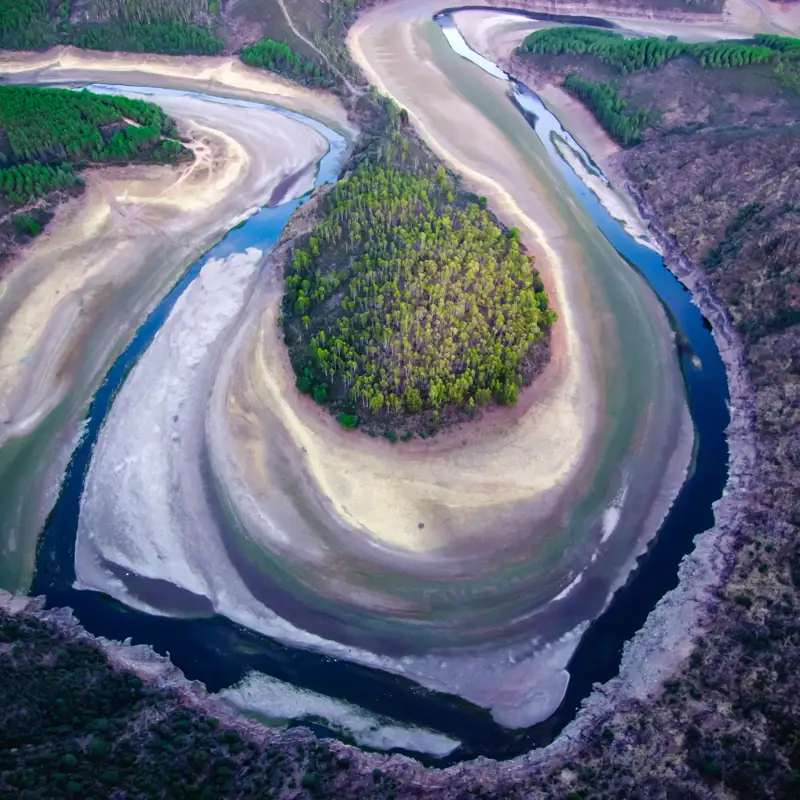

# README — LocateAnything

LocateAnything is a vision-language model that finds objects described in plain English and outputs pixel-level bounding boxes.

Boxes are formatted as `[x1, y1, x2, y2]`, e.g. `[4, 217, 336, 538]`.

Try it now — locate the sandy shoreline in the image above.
[0, 54, 342, 590]
[0, 47, 354, 134]
[3, 0, 730, 731]
[92, 0, 688, 727]
[66, 2, 691, 730]
[440, 3, 759, 767]
[0, 1, 777, 789]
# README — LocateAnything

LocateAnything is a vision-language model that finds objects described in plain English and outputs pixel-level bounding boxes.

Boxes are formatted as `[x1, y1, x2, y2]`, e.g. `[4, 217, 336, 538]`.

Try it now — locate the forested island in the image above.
[0, 86, 188, 261]
[282, 126, 555, 437]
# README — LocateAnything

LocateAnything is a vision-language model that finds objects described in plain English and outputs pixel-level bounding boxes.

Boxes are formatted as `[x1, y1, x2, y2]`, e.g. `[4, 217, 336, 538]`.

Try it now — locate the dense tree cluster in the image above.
[0, 0, 223, 54]
[563, 74, 651, 145]
[0, 86, 187, 255]
[241, 39, 332, 88]
[0, 86, 182, 165]
[66, 20, 224, 55]
[520, 27, 780, 74]
[0, 164, 79, 206]
[283, 139, 555, 425]
[0, 0, 56, 49]
[92, 0, 213, 24]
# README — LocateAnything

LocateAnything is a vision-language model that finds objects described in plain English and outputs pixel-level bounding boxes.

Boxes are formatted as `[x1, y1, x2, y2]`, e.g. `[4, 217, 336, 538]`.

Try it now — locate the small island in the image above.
[281, 130, 556, 438]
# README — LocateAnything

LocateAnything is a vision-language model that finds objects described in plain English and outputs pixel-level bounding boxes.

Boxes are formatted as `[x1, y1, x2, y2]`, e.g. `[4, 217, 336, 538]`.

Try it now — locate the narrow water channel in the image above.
[435, 10, 730, 739]
[30, 25, 730, 765]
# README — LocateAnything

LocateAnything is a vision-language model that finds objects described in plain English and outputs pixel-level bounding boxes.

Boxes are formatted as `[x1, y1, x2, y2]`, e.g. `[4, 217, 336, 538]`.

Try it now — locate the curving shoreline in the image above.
[0, 0, 770, 778]
[447, 3, 757, 769]
[0, 49, 352, 592]
[6, 5, 696, 735]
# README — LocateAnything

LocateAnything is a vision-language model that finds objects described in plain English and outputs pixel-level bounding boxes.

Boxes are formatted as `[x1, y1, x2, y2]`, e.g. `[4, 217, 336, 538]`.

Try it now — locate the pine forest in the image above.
[519, 27, 793, 75]
[242, 39, 332, 89]
[0, 86, 187, 251]
[282, 133, 556, 435]
[519, 29, 800, 146]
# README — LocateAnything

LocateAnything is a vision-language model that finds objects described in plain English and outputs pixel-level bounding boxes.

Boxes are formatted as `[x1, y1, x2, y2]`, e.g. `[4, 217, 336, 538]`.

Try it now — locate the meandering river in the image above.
[3, 7, 729, 764]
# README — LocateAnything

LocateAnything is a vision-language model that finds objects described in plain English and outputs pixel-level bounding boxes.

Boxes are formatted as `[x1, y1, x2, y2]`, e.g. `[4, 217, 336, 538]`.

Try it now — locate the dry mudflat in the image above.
[0, 48, 347, 589]
[116, 0, 692, 727]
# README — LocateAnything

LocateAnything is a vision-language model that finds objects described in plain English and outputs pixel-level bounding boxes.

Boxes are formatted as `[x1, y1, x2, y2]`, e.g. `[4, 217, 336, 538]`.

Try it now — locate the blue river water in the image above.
[31, 25, 729, 766]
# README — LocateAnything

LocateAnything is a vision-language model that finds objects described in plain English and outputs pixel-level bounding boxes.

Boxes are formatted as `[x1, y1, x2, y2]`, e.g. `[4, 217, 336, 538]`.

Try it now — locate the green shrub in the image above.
[337, 413, 358, 429]
[12, 214, 42, 236]
[242, 39, 331, 88]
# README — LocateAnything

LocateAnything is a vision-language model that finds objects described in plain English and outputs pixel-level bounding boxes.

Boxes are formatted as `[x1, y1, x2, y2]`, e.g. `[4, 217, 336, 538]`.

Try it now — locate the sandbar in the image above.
[0, 56, 338, 590]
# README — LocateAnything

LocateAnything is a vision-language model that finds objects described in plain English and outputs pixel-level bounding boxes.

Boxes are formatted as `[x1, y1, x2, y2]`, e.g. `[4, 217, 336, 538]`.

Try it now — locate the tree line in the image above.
[520, 27, 785, 75]
[563, 74, 651, 146]
[0, 87, 187, 245]
[283, 134, 555, 427]
[0, 0, 223, 55]
[0, 86, 182, 165]
[67, 20, 224, 55]
[0, 164, 79, 206]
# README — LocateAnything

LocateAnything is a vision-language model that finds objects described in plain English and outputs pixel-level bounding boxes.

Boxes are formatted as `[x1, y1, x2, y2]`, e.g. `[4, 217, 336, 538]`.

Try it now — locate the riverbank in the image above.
[122, 0, 692, 731]
[446, 0, 760, 780]
[0, 52, 348, 592]
[0, 4, 793, 797]
[52, 0, 694, 738]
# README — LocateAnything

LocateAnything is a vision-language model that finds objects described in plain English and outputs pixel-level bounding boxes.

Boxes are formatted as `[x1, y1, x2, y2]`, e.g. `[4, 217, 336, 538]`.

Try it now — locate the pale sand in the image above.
[0, 47, 353, 133]
[451, 8, 544, 57]
[0, 61, 343, 590]
[217, 672, 461, 755]
[452, 0, 794, 42]
[71, 5, 690, 727]
[211, 4, 597, 556]
[550, 130, 659, 252]
[0, 90, 328, 444]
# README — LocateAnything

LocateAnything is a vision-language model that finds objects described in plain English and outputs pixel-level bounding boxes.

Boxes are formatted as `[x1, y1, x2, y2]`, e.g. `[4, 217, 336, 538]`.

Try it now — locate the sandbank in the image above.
[68, 0, 693, 731]
[0, 62, 338, 590]
[0, 89, 327, 442]
[0, 47, 354, 134]
[139, 0, 688, 723]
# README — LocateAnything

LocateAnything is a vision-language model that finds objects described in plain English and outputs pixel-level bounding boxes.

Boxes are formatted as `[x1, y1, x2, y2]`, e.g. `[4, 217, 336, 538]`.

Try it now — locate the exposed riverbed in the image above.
[0, 4, 743, 764]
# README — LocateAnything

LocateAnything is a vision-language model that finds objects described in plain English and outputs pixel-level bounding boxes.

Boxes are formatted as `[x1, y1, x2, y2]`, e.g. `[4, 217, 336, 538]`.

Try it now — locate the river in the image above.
[22, 11, 729, 765]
